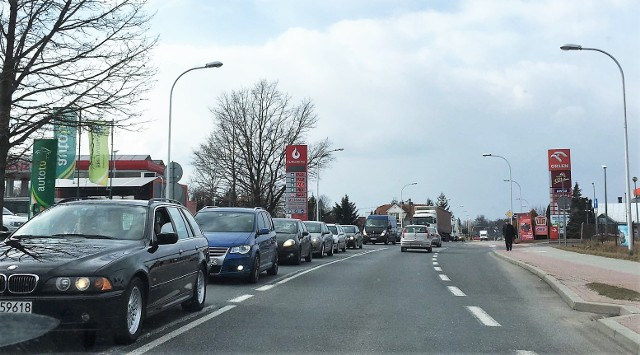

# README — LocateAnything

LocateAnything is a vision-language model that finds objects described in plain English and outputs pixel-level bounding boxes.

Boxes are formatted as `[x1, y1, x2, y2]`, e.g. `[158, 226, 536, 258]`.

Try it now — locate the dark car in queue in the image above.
[273, 218, 312, 265]
[0, 198, 209, 346]
[303, 221, 334, 258]
[194, 207, 278, 283]
[341, 224, 363, 249]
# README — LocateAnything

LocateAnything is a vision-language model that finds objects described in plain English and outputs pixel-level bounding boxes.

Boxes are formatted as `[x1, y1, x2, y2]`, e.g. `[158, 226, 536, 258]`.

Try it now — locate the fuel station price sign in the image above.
[285, 145, 308, 220]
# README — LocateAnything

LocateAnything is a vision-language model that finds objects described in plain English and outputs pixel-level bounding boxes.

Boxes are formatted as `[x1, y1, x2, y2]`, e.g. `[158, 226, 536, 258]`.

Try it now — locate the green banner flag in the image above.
[54, 110, 78, 179]
[31, 139, 58, 215]
[89, 123, 110, 186]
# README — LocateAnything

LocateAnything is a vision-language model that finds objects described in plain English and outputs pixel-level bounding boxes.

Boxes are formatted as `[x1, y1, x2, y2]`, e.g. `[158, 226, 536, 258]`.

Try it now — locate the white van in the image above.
[479, 230, 488, 241]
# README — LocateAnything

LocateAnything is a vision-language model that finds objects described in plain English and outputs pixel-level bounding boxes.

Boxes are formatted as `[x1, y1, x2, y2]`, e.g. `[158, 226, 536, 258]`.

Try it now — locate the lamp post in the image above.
[483, 153, 513, 224]
[561, 44, 633, 254]
[316, 148, 344, 221]
[400, 182, 418, 228]
[166, 61, 223, 200]
[603, 165, 608, 239]
[504, 179, 522, 213]
[109, 149, 119, 199]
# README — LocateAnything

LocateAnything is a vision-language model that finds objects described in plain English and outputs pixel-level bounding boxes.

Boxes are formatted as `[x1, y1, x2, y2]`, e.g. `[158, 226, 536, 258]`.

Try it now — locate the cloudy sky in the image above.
[114, 0, 639, 221]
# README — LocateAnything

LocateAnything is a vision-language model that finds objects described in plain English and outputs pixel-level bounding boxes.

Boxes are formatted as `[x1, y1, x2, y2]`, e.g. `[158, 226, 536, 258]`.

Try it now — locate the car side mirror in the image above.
[257, 228, 270, 236]
[157, 232, 178, 245]
[302, 231, 309, 237]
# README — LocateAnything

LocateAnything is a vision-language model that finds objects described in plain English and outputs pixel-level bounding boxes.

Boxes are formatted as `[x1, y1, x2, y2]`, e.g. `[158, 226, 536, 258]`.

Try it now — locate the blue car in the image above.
[195, 207, 278, 283]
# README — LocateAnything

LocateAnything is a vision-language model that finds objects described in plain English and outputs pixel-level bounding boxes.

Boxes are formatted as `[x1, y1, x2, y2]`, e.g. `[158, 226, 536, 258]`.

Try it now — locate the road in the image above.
[3, 242, 630, 354]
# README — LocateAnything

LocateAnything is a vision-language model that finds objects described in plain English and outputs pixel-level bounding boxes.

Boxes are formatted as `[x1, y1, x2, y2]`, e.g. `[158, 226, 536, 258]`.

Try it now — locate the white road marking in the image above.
[434, 267, 442, 271]
[515, 351, 538, 355]
[127, 305, 237, 355]
[439, 274, 450, 281]
[255, 285, 274, 291]
[228, 294, 253, 303]
[433, 262, 439, 266]
[447, 286, 466, 297]
[466, 306, 501, 327]
[432, 257, 437, 261]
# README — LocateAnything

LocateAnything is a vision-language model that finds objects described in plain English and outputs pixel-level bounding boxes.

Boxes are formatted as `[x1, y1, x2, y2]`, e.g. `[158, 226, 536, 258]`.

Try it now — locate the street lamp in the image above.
[483, 153, 513, 223]
[561, 44, 633, 254]
[166, 61, 223, 200]
[316, 148, 344, 221]
[603, 165, 608, 239]
[400, 182, 418, 228]
[504, 179, 522, 213]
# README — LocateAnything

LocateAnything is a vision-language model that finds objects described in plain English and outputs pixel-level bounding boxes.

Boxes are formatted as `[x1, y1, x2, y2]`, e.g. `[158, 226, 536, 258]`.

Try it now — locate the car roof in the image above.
[197, 206, 266, 214]
[57, 198, 181, 208]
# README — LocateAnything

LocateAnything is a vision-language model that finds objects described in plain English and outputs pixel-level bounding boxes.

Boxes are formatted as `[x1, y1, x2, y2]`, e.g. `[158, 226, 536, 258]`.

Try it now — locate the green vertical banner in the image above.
[54, 110, 78, 179]
[89, 123, 110, 186]
[31, 139, 58, 214]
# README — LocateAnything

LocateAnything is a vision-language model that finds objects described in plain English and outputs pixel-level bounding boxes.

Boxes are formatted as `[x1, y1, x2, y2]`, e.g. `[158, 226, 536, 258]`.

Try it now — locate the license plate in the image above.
[0, 301, 33, 313]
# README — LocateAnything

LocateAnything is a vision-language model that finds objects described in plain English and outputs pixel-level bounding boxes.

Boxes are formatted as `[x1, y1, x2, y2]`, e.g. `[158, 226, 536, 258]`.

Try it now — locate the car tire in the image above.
[305, 247, 312, 262]
[401, 247, 406, 252]
[316, 244, 325, 258]
[181, 267, 206, 312]
[293, 249, 302, 265]
[247, 254, 260, 283]
[341, 244, 346, 252]
[427, 247, 432, 253]
[327, 242, 334, 256]
[113, 277, 145, 345]
[267, 254, 278, 276]
[359, 241, 363, 249]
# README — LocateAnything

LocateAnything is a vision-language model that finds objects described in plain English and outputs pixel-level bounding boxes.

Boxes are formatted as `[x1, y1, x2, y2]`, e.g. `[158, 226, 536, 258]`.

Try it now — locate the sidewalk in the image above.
[493, 243, 640, 354]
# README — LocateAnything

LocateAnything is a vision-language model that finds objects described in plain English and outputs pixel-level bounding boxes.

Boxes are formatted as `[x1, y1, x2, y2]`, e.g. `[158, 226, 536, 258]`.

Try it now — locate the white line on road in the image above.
[439, 274, 450, 281]
[432, 262, 439, 266]
[515, 351, 538, 355]
[447, 286, 466, 297]
[228, 294, 254, 303]
[127, 305, 237, 355]
[434, 267, 442, 271]
[466, 306, 501, 327]
[255, 285, 274, 291]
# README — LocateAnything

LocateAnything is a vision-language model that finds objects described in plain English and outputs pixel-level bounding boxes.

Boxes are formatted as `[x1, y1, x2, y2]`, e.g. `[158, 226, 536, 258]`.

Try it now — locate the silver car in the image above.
[326, 224, 347, 253]
[341, 224, 363, 249]
[303, 221, 334, 258]
[428, 226, 442, 247]
[400, 225, 433, 253]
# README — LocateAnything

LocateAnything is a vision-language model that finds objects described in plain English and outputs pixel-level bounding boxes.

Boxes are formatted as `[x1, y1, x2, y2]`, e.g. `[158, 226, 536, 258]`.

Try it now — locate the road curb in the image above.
[494, 251, 640, 354]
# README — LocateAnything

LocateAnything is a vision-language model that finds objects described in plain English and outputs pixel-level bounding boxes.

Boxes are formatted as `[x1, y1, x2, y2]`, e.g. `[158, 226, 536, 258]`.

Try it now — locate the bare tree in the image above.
[191, 79, 337, 213]
[0, 0, 157, 222]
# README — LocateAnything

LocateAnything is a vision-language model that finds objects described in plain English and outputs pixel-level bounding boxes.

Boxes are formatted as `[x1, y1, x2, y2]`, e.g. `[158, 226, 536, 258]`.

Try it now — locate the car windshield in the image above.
[12, 203, 148, 240]
[303, 222, 321, 233]
[195, 211, 255, 233]
[327, 225, 338, 234]
[274, 220, 297, 234]
[365, 218, 387, 227]
[3, 207, 14, 215]
[342, 225, 355, 233]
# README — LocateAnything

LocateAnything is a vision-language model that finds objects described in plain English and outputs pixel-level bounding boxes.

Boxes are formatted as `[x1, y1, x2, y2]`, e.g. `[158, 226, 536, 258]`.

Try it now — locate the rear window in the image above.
[406, 226, 427, 233]
[327, 225, 338, 234]
[304, 222, 321, 233]
[274, 219, 298, 234]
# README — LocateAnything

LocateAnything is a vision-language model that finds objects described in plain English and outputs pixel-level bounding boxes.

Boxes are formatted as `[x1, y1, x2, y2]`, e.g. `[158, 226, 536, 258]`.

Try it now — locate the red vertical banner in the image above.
[516, 213, 534, 241]
[285, 145, 308, 220]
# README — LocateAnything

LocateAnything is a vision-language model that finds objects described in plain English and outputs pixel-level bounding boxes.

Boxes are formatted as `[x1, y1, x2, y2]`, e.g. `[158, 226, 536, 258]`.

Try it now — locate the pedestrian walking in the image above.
[502, 221, 516, 251]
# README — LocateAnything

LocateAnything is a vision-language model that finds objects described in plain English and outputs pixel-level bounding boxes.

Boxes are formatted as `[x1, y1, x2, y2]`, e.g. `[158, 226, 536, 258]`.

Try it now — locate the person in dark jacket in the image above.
[502, 221, 517, 251]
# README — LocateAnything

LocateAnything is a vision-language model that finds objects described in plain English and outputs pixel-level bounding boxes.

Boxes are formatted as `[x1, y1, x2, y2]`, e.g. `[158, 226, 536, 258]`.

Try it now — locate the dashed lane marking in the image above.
[228, 294, 254, 303]
[447, 286, 466, 297]
[466, 306, 501, 327]
[439, 274, 450, 281]
[434, 267, 442, 272]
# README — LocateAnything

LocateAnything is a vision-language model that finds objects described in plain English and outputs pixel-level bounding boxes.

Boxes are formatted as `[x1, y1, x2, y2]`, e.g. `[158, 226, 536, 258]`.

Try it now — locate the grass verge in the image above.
[586, 282, 640, 301]
[555, 240, 640, 262]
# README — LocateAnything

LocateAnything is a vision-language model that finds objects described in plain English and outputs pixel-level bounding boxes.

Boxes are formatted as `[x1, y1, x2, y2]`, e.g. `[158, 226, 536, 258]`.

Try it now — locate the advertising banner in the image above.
[534, 216, 548, 236]
[30, 139, 58, 214]
[549, 225, 559, 240]
[89, 123, 110, 186]
[550, 171, 571, 189]
[53, 110, 78, 179]
[618, 225, 630, 247]
[285, 145, 308, 220]
[517, 214, 534, 241]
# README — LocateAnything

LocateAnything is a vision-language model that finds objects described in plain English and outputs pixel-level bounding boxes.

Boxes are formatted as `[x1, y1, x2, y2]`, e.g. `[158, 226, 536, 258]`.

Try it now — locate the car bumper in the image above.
[0, 291, 125, 331]
[363, 235, 388, 243]
[208, 253, 253, 278]
[401, 240, 431, 249]
[277, 246, 299, 261]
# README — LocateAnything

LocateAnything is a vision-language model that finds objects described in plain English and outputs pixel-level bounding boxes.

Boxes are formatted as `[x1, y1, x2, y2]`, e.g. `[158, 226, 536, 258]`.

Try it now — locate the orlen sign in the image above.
[548, 149, 571, 171]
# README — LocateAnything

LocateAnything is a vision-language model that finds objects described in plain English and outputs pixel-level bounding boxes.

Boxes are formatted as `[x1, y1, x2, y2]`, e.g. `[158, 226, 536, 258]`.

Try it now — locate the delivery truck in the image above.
[411, 206, 453, 241]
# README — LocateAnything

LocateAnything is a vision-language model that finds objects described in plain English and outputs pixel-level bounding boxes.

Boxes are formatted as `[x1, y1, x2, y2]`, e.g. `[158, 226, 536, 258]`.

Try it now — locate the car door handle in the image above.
[179, 249, 184, 254]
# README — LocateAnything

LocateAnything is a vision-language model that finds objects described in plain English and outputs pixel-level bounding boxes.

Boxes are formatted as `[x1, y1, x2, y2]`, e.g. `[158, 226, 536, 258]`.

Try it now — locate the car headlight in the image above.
[311, 237, 319, 243]
[283, 239, 295, 247]
[48, 276, 113, 293]
[362, 230, 367, 236]
[230, 245, 251, 254]
[381, 230, 386, 236]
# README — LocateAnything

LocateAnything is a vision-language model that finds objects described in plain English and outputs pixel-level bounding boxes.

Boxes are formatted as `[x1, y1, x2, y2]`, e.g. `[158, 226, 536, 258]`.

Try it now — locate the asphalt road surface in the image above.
[2, 242, 630, 354]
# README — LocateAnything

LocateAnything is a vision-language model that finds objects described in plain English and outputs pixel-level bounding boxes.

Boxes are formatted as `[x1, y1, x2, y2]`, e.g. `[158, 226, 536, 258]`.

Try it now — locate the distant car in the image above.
[0, 198, 209, 345]
[303, 221, 334, 258]
[362, 214, 397, 245]
[400, 224, 433, 253]
[428, 226, 442, 247]
[327, 224, 347, 253]
[2, 207, 27, 232]
[195, 207, 278, 283]
[341, 224, 363, 249]
[273, 217, 312, 265]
